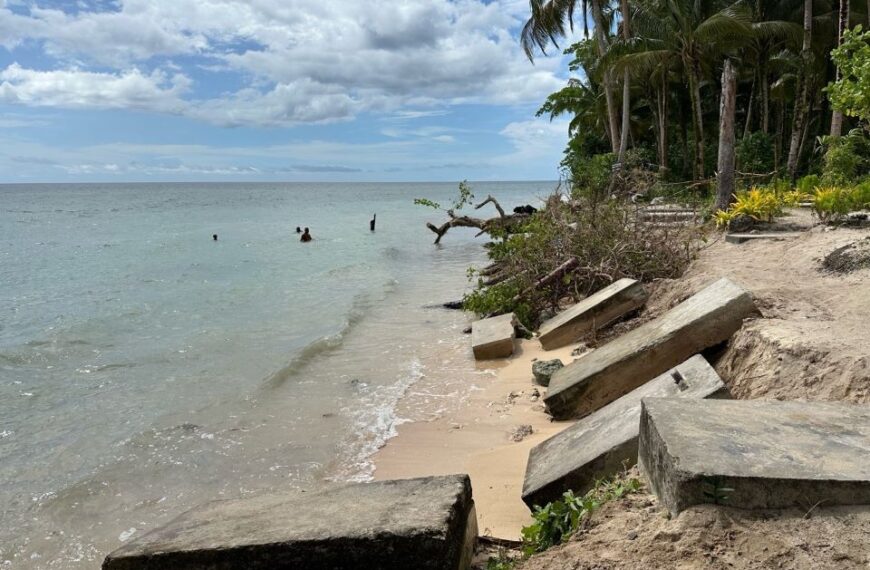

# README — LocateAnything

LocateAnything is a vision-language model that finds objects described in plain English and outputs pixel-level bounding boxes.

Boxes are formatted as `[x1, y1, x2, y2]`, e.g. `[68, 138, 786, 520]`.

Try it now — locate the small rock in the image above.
[506, 391, 522, 404]
[510, 424, 534, 442]
[462, 326, 472, 334]
[627, 531, 638, 541]
[532, 359, 564, 387]
[729, 213, 755, 233]
[529, 388, 540, 402]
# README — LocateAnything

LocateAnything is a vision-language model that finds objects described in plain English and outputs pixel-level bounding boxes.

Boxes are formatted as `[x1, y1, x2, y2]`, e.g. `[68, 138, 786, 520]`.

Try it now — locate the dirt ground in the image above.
[506, 468, 870, 570]
[477, 209, 870, 569]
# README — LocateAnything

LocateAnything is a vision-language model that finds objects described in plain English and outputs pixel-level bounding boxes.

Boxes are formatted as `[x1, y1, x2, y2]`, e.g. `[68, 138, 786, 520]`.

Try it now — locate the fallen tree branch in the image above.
[425, 212, 529, 244]
[475, 194, 506, 218]
[512, 257, 580, 304]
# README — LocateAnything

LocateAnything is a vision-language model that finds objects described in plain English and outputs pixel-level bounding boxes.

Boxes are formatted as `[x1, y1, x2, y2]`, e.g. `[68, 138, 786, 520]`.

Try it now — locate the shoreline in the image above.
[373, 336, 578, 540]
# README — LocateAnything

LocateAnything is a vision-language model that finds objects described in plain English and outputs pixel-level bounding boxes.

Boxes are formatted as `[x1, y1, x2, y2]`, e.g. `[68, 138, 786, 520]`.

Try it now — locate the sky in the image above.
[0, 0, 580, 183]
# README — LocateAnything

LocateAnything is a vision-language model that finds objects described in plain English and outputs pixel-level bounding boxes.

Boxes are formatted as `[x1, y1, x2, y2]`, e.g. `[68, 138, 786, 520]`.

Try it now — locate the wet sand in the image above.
[373, 338, 579, 540]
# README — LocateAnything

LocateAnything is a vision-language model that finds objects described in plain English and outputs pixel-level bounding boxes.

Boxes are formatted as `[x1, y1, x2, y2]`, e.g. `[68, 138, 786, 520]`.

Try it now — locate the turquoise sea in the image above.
[0, 181, 554, 569]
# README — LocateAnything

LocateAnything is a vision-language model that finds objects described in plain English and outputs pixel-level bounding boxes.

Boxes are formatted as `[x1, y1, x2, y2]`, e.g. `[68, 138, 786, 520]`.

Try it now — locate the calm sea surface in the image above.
[0, 181, 554, 568]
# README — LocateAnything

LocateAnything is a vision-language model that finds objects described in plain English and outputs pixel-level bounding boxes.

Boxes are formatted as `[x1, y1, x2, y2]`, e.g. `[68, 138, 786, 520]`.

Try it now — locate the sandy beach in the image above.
[374, 337, 579, 540]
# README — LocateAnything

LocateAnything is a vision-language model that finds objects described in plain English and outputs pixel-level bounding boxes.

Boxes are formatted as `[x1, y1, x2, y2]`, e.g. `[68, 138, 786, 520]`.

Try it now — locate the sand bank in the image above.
[374, 338, 579, 540]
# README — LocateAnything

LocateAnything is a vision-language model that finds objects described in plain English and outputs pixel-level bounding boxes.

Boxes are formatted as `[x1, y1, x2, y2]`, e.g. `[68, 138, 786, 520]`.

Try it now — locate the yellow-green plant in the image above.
[713, 209, 737, 228]
[812, 186, 852, 222]
[781, 189, 814, 207]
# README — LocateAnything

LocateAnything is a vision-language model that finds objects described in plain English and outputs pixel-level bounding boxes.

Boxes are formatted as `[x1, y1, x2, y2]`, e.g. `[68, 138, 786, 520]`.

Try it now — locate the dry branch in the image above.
[512, 257, 580, 304]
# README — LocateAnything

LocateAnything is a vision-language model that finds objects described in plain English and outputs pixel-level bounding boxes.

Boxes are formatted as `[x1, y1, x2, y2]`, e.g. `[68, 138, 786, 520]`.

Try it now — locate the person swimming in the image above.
[295, 226, 302, 233]
[300, 227, 312, 242]
[212, 234, 218, 241]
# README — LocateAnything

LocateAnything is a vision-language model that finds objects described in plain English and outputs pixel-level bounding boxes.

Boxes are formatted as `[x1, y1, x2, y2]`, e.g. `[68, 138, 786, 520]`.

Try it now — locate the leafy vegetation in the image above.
[522, 0, 870, 202]
[521, 473, 643, 556]
[828, 26, 870, 123]
[461, 193, 700, 327]
[713, 186, 787, 227]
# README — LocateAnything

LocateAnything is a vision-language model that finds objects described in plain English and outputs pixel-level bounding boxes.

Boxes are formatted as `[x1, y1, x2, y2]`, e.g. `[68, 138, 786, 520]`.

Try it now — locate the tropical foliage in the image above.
[523, 0, 870, 202]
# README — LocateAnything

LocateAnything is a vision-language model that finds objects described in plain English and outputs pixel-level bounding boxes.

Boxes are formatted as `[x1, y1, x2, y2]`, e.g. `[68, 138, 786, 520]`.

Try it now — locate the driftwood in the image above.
[426, 195, 529, 244]
[512, 257, 580, 304]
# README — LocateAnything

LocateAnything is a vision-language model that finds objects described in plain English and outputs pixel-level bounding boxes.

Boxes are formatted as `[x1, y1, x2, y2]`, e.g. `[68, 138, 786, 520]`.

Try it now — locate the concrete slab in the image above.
[639, 399, 870, 515]
[725, 232, 802, 244]
[544, 278, 755, 420]
[522, 355, 727, 508]
[538, 279, 648, 350]
[102, 475, 477, 570]
[472, 313, 516, 360]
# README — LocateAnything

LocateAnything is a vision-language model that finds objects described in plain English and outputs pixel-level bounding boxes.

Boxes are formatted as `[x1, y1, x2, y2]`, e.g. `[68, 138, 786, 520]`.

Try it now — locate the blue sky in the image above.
[0, 0, 578, 182]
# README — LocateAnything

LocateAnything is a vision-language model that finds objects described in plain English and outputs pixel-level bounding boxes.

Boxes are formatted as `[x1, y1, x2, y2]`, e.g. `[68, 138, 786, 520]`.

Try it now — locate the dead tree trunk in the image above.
[716, 59, 738, 212]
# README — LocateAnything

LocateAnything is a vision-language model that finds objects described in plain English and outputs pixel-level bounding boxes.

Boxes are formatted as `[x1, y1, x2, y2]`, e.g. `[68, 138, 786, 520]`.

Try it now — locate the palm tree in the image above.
[609, 0, 754, 180]
[787, 0, 814, 180]
[522, 0, 623, 156]
[830, 0, 850, 136]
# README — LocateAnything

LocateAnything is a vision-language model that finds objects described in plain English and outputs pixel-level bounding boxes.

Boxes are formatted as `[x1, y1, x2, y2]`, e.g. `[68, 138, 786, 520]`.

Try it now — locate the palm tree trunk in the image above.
[774, 100, 783, 171]
[591, 0, 620, 154]
[787, 0, 813, 181]
[743, 74, 756, 139]
[831, 0, 850, 136]
[688, 65, 705, 180]
[761, 61, 770, 134]
[717, 59, 738, 212]
[679, 91, 690, 177]
[658, 72, 669, 174]
[618, 0, 631, 161]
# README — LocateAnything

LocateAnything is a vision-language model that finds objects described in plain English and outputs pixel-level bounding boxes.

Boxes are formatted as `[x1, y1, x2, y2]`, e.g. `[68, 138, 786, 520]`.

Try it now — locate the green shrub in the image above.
[812, 186, 853, 222]
[570, 153, 615, 202]
[796, 174, 821, 195]
[464, 197, 699, 327]
[851, 180, 870, 209]
[737, 132, 775, 174]
[521, 474, 642, 555]
[714, 186, 783, 227]
[820, 132, 869, 186]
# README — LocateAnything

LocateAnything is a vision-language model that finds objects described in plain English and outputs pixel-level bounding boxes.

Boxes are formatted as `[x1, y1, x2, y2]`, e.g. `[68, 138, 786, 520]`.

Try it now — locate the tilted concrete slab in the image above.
[544, 278, 755, 420]
[472, 313, 516, 360]
[639, 398, 870, 515]
[522, 355, 727, 508]
[537, 279, 648, 350]
[102, 475, 477, 570]
[726, 232, 802, 244]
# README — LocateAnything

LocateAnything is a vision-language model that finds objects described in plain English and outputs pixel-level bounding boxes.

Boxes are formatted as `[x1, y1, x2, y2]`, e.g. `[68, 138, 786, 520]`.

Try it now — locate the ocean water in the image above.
[0, 181, 554, 569]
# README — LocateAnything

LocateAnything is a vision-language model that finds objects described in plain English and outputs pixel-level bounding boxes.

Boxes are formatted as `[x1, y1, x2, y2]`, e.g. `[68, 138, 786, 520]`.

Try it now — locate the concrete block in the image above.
[522, 355, 726, 508]
[639, 398, 870, 515]
[545, 278, 755, 420]
[102, 475, 477, 570]
[538, 279, 648, 350]
[472, 313, 516, 360]
[725, 233, 802, 244]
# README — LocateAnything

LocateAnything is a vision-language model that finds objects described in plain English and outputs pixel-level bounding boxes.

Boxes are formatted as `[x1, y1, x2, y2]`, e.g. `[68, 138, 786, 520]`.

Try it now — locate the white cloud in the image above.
[0, 64, 190, 112]
[0, 0, 573, 126]
[495, 118, 570, 175]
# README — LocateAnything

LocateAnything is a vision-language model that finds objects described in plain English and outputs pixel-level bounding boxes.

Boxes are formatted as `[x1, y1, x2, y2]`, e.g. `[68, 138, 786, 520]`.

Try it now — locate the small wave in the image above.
[329, 358, 425, 483]
[260, 281, 397, 390]
[260, 304, 368, 390]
